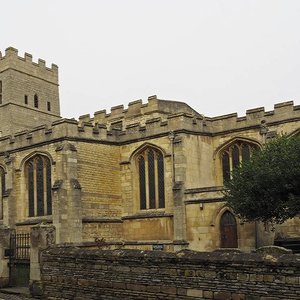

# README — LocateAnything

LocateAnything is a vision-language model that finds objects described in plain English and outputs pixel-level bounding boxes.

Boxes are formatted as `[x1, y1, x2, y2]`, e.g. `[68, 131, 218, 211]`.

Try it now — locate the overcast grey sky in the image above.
[1, 0, 300, 119]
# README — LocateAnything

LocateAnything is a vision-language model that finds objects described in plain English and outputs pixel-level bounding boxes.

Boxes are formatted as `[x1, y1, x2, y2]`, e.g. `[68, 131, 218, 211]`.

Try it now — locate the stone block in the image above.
[161, 286, 177, 295]
[203, 290, 214, 299]
[126, 283, 147, 292]
[214, 291, 232, 300]
[147, 285, 161, 293]
[237, 273, 249, 281]
[232, 293, 245, 300]
[187, 288, 203, 297]
[177, 288, 187, 296]
[245, 296, 260, 300]
[285, 276, 299, 284]
[263, 275, 274, 282]
[113, 282, 126, 289]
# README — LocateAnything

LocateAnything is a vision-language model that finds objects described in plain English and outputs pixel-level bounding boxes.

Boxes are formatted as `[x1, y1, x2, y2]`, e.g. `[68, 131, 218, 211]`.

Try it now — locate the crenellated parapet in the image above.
[205, 101, 300, 133]
[0, 47, 58, 84]
[0, 98, 299, 154]
[79, 95, 202, 130]
[78, 97, 300, 138]
[0, 113, 206, 153]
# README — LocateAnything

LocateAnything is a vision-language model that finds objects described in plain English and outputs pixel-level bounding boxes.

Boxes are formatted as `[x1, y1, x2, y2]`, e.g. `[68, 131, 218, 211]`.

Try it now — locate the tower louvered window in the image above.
[137, 148, 165, 210]
[26, 155, 52, 217]
[34, 94, 39, 108]
[0, 167, 5, 219]
[221, 141, 258, 183]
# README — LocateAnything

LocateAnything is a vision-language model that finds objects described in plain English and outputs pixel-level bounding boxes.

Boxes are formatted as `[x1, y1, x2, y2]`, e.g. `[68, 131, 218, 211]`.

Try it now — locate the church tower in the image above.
[0, 47, 61, 136]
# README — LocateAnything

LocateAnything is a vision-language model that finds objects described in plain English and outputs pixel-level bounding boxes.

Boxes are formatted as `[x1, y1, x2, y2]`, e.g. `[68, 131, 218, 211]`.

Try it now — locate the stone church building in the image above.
[0, 46, 300, 260]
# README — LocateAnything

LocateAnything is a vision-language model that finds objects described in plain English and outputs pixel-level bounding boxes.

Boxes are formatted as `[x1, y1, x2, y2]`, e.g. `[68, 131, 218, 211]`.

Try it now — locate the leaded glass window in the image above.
[26, 155, 52, 217]
[221, 141, 258, 183]
[0, 167, 5, 219]
[139, 156, 146, 210]
[148, 150, 156, 209]
[222, 152, 230, 183]
[28, 162, 34, 217]
[137, 148, 165, 210]
[232, 145, 240, 169]
[157, 152, 165, 208]
[46, 159, 52, 215]
[242, 144, 250, 161]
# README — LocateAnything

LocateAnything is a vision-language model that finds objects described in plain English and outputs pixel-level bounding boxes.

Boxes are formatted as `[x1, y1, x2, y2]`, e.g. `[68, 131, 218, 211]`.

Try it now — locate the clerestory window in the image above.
[221, 141, 258, 183]
[137, 148, 165, 210]
[25, 155, 52, 217]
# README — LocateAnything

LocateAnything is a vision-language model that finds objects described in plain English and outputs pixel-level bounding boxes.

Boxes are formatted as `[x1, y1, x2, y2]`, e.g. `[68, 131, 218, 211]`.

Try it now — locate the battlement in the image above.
[206, 100, 300, 132]
[0, 99, 299, 153]
[0, 111, 205, 153]
[78, 96, 300, 135]
[79, 95, 201, 129]
[0, 47, 58, 84]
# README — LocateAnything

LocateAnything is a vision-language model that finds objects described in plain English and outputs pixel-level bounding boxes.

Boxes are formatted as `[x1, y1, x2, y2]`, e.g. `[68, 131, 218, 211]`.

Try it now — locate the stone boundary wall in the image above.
[40, 247, 300, 300]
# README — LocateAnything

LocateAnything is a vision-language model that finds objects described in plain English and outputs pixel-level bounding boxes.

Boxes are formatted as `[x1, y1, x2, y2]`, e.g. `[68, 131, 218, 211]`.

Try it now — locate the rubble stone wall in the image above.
[40, 247, 300, 300]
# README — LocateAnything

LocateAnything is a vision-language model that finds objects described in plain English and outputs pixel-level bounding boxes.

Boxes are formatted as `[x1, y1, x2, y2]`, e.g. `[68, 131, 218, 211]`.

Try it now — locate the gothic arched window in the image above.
[221, 141, 258, 183]
[0, 167, 5, 219]
[137, 148, 165, 210]
[26, 155, 52, 217]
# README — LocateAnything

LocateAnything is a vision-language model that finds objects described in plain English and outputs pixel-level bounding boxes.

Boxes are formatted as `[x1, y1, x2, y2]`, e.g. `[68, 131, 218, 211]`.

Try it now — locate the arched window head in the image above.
[221, 141, 258, 183]
[0, 167, 5, 219]
[25, 155, 52, 217]
[34, 94, 39, 108]
[137, 147, 165, 210]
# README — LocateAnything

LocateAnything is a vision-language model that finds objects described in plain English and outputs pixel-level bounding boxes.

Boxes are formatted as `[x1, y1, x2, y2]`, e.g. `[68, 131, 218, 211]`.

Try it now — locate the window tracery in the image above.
[221, 141, 258, 183]
[137, 148, 165, 210]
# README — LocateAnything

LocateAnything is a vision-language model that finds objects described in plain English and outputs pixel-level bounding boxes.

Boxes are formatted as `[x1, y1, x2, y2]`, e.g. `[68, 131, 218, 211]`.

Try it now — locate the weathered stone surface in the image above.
[40, 247, 300, 300]
[214, 291, 232, 300]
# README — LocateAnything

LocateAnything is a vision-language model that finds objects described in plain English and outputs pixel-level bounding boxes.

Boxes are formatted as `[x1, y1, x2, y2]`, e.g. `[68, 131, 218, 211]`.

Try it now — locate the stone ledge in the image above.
[122, 212, 173, 220]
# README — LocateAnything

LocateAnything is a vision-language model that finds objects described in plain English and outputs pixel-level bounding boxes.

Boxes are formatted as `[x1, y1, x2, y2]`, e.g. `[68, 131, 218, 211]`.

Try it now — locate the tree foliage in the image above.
[224, 135, 300, 224]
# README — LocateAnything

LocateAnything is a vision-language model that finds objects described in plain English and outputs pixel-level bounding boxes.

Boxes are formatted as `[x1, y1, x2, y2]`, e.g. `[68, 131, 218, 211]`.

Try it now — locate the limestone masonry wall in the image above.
[41, 247, 300, 300]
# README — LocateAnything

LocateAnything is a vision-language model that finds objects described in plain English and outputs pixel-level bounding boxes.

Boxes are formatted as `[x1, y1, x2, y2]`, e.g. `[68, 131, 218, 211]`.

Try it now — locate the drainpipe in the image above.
[168, 131, 176, 187]
[257, 120, 269, 249]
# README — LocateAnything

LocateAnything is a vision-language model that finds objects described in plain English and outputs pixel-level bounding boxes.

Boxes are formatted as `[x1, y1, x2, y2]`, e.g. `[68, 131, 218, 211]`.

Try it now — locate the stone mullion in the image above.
[238, 144, 242, 166]
[229, 147, 233, 179]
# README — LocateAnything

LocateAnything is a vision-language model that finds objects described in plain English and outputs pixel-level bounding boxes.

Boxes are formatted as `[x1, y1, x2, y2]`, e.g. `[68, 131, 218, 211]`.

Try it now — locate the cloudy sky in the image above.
[1, 0, 300, 119]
